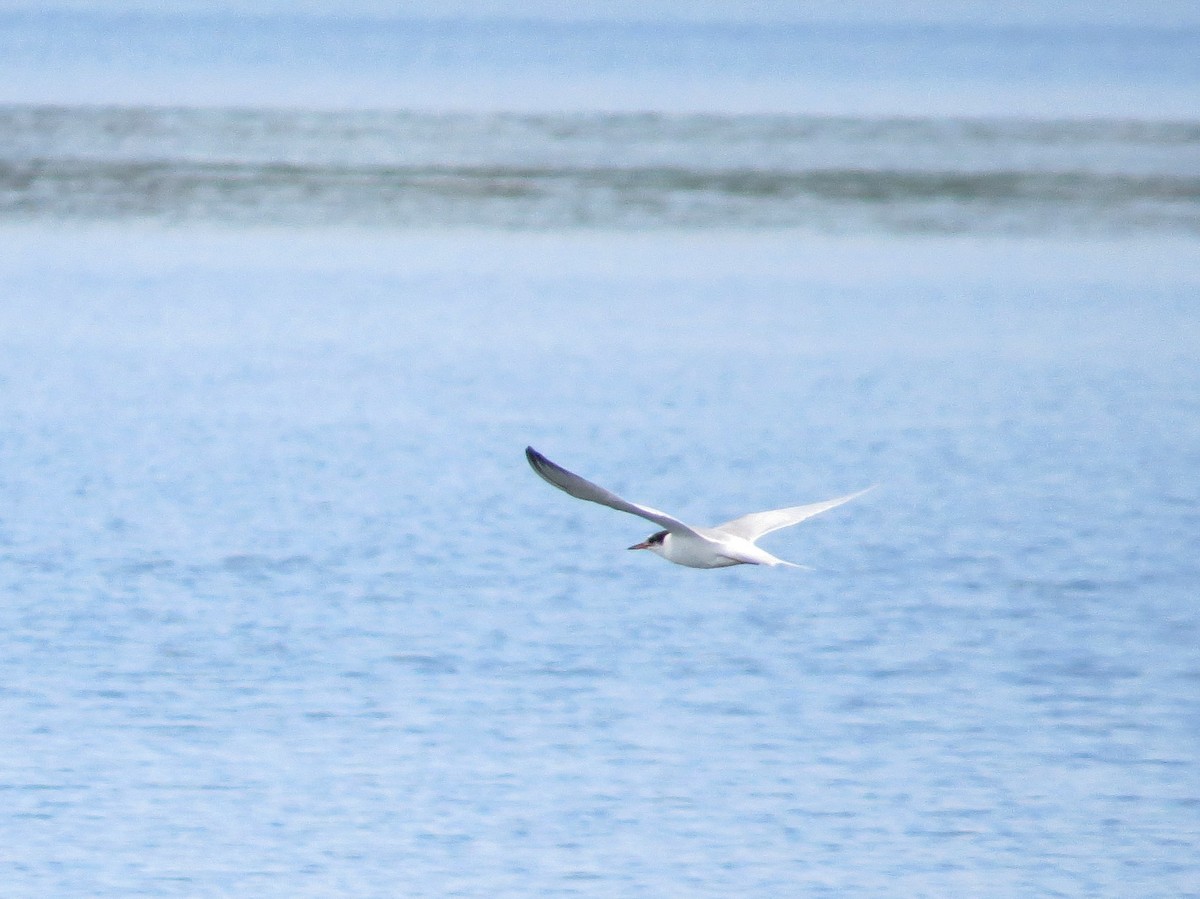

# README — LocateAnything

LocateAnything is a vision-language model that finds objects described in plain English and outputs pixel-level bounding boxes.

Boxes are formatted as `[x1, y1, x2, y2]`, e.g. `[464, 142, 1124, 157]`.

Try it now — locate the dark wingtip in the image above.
[525, 445, 551, 476]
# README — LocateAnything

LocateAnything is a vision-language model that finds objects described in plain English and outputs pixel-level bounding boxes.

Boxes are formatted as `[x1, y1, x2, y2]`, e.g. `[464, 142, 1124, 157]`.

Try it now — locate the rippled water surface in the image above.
[1, 7, 1199, 895]
[1, 228, 1197, 896]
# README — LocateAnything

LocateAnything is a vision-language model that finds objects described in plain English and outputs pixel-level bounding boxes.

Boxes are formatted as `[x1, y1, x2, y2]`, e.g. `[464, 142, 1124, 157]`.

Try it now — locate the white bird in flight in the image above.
[526, 446, 872, 569]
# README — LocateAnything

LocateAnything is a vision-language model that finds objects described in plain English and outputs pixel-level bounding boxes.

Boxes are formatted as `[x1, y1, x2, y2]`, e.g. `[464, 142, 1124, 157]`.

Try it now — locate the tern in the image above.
[525, 446, 872, 569]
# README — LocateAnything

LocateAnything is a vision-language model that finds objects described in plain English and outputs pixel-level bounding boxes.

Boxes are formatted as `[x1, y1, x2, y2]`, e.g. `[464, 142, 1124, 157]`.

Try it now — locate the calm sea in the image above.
[1, 10, 1198, 897]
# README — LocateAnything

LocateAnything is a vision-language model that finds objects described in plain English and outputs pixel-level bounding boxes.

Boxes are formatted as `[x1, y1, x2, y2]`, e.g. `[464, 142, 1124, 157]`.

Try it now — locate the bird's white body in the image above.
[650, 529, 792, 569]
[525, 446, 871, 569]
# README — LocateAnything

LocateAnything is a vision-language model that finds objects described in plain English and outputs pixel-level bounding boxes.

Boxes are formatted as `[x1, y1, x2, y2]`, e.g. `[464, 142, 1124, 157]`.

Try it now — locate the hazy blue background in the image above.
[4, 0, 1200, 23]
[1, 3, 1198, 114]
[1, 4, 1197, 897]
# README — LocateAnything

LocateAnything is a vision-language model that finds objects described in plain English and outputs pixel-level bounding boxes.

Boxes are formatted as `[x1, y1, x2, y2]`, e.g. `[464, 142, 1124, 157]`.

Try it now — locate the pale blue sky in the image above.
[2, 0, 1198, 26]
[1, 1, 1195, 115]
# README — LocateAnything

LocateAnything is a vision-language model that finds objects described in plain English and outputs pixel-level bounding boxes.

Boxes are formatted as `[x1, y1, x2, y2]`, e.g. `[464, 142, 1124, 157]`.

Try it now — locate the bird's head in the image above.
[628, 529, 669, 554]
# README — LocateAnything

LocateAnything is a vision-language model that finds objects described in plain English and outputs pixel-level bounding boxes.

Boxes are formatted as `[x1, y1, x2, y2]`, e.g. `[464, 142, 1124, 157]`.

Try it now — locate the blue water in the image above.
[1, 7, 1199, 896]
[1, 229, 1197, 895]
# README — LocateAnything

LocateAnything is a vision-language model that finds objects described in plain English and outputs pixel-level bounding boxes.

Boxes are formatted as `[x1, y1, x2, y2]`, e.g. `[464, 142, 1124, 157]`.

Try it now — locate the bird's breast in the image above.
[660, 533, 745, 569]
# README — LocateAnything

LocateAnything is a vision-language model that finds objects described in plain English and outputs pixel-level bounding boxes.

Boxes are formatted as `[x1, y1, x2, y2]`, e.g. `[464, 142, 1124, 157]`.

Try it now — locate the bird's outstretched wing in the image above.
[714, 487, 874, 542]
[525, 447, 703, 537]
